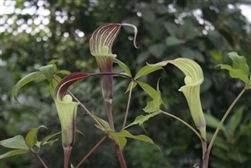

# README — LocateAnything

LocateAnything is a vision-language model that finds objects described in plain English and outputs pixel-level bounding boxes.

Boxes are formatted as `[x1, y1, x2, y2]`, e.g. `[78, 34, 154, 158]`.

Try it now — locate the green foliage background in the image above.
[1, 0, 251, 167]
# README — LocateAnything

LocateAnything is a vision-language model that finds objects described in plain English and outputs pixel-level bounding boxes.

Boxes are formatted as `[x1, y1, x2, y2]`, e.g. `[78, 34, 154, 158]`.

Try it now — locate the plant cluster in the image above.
[1, 23, 251, 168]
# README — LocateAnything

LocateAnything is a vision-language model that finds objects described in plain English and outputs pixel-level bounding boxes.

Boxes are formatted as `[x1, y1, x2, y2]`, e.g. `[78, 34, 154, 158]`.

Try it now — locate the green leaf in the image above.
[164, 22, 177, 37]
[0, 135, 28, 150]
[219, 52, 250, 83]
[125, 81, 137, 93]
[41, 132, 61, 146]
[136, 51, 150, 64]
[76, 130, 85, 136]
[113, 58, 132, 77]
[11, 71, 46, 102]
[179, 47, 205, 62]
[109, 131, 127, 150]
[39, 64, 54, 85]
[109, 130, 157, 150]
[248, 75, 251, 89]
[125, 112, 160, 130]
[165, 36, 184, 46]
[0, 149, 29, 159]
[143, 99, 160, 113]
[44, 139, 58, 147]
[229, 52, 249, 75]
[134, 65, 162, 79]
[204, 114, 226, 132]
[56, 70, 71, 75]
[139, 8, 155, 23]
[226, 107, 243, 139]
[25, 125, 47, 149]
[121, 130, 153, 142]
[210, 50, 224, 62]
[93, 115, 111, 130]
[220, 65, 249, 83]
[137, 81, 163, 102]
[148, 43, 166, 58]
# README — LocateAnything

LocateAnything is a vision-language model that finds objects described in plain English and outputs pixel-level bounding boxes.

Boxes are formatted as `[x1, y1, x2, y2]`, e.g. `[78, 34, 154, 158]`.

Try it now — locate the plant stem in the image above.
[108, 136, 127, 168]
[32, 152, 48, 168]
[160, 110, 201, 139]
[203, 86, 247, 168]
[161, 110, 208, 164]
[75, 136, 107, 168]
[122, 81, 133, 129]
[63, 147, 72, 168]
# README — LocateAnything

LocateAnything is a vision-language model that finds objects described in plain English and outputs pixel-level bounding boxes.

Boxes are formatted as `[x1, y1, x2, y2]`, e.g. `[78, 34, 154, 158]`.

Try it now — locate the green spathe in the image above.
[148, 58, 206, 139]
[55, 95, 79, 147]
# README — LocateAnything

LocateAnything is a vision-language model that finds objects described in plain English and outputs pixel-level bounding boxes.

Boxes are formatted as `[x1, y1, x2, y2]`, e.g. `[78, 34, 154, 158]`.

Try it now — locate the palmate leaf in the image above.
[219, 52, 250, 84]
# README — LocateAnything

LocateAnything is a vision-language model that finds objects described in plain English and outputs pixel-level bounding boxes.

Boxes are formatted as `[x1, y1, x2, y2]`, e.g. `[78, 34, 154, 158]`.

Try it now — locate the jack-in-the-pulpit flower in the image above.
[89, 23, 138, 129]
[54, 73, 91, 167]
[54, 94, 79, 167]
[55, 94, 79, 148]
[149, 58, 206, 140]
[54, 72, 90, 148]
[89, 23, 137, 99]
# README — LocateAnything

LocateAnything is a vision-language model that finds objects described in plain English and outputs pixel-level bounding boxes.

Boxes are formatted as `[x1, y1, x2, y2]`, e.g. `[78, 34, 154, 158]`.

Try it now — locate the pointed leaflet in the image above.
[39, 64, 54, 85]
[226, 107, 243, 139]
[219, 52, 250, 84]
[113, 58, 132, 77]
[92, 115, 111, 131]
[41, 132, 61, 146]
[134, 65, 162, 79]
[0, 135, 28, 150]
[137, 81, 164, 113]
[125, 81, 137, 93]
[0, 149, 29, 159]
[109, 132, 127, 150]
[204, 114, 226, 132]
[109, 130, 157, 150]
[39, 64, 59, 99]
[11, 71, 45, 102]
[25, 125, 47, 149]
[125, 111, 160, 130]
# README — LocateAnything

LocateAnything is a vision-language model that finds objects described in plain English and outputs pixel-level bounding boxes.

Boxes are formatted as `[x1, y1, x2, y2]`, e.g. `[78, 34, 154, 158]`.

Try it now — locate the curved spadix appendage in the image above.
[148, 58, 206, 140]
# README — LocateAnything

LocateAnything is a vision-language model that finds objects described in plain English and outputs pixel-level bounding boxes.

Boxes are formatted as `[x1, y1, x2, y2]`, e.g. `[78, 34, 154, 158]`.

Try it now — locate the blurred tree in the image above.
[1, 0, 250, 167]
